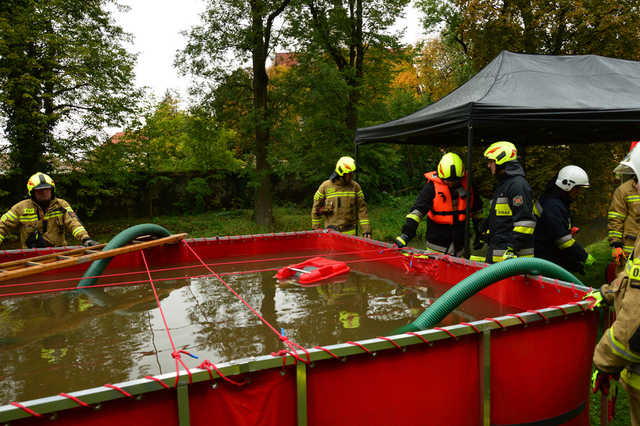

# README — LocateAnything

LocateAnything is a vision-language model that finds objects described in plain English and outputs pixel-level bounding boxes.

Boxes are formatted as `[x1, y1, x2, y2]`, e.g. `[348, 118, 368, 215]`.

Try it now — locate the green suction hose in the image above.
[393, 257, 584, 334]
[77, 224, 172, 288]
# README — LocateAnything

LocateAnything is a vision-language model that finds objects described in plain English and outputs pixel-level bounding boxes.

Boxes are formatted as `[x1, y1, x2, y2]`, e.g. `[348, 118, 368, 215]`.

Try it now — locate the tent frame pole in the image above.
[464, 121, 473, 257]
[355, 143, 360, 236]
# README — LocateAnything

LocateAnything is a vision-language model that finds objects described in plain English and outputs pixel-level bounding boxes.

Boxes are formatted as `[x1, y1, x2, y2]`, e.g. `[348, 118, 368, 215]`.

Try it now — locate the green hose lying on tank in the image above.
[392, 257, 584, 334]
[77, 224, 172, 288]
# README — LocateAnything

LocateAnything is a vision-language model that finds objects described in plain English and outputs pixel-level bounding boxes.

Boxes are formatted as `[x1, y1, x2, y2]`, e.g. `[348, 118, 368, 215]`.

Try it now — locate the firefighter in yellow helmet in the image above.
[0, 172, 98, 248]
[394, 152, 483, 256]
[311, 156, 372, 238]
[482, 141, 536, 262]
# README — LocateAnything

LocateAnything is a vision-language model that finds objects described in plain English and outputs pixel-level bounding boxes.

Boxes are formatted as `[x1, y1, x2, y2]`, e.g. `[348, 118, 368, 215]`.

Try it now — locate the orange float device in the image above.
[275, 256, 350, 285]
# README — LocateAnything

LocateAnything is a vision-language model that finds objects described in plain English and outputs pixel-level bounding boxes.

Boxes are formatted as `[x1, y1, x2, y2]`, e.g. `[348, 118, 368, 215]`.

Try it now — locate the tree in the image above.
[177, 0, 292, 227]
[0, 0, 141, 182]
[285, 0, 410, 135]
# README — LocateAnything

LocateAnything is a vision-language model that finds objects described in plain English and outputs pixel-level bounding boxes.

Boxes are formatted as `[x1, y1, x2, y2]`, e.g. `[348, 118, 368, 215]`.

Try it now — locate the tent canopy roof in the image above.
[355, 51, 640, 146]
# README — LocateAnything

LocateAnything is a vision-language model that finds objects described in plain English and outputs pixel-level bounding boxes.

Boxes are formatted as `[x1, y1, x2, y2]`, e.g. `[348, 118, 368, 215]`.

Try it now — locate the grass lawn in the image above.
[3, 197, 627, 423]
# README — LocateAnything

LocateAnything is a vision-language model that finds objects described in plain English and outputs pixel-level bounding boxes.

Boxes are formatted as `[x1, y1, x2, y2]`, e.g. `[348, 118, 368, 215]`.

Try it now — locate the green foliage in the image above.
[185, 177, 214, 212]
[0, 0, 141, 179]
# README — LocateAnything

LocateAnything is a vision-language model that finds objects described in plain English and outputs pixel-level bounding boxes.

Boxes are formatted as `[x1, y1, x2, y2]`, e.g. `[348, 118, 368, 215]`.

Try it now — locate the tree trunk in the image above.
[251, 2, 273, 227]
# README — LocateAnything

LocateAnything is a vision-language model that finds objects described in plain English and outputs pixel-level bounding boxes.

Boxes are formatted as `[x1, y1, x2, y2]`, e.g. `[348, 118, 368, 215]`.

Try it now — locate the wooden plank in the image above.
[0, 233, 187, 283]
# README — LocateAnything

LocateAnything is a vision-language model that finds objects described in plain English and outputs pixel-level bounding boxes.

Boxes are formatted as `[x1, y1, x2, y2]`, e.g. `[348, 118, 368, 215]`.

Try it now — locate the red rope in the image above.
[460, 322, 481, 333]
[433, 327, 457, 339]
[485, 317, 505, 328]
[527, 309, 548, 321]
[145, 375, 170, 389]
[59, 392, 89, 407]
[10, 401, 42, 418]
[140, 250, 193, 388]
[104, 384, 132, 398]
[377, 336, 402, 350]
[198, 360, 246, 386]
[569, 301, 588, 312]
[506, 313, 526, 325]
[549, 305, 568, 316]
[182, 240, 310, 364]
[405, 331, 431, 344]
[346, 341, 372, 355]
[314, 345, 340, 359]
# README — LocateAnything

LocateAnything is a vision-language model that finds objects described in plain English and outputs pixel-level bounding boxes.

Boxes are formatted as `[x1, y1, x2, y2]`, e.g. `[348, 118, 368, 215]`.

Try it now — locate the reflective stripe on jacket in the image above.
[485, 161, 536, 261]
[0, 198, 89, 248]
[608, 179, 640, 255]
[311, 179, 371, 234]
[424, 171, 471, 224]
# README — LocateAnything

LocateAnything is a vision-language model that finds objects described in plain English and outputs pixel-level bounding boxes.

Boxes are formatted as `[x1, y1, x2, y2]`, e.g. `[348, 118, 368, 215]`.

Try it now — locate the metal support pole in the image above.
[177, 384, 191, 426]
[464, 121, 473, 258]
[480, 329, 491, 426]
[296, 362, 308, 426]
[355, 143, 360, 236]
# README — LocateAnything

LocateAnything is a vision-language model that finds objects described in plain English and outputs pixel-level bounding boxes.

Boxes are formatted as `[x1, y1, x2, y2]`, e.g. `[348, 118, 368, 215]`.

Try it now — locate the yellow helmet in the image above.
[437, 152, 464, 180]
[27, 172, 55, 196]
[483, 141, 517, 165]
[335, 156, 356, 176]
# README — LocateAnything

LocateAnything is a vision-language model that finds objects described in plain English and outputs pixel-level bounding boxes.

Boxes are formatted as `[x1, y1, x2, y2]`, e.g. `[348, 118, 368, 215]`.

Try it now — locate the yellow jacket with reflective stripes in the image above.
[594, 237, 640, 378]
[608, 179, 640, 255]
[311, 179, 371, 234]
[0, 198, 90, 248]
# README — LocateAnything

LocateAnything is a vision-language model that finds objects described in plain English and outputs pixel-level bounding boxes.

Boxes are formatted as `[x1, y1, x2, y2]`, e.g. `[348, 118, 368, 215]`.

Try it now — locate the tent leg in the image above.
[464, 122, 473, 258]
[355, 143, 359, 236]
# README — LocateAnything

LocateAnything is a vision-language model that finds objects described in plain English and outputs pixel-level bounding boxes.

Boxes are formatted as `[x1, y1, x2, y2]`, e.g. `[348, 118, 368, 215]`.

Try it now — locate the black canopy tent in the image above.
[354, 50, 640, 255]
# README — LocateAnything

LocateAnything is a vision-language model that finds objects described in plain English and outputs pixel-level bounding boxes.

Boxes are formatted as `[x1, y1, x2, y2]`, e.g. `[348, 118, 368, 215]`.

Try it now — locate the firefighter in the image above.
[393, 152, 483, 256]
[608, 144, 640, 273]
[311, 156, 371, 238]
[588, 237, 640, 425]
[533, 165, 595, 273]
[0, 172, 98, 248]
[482, 141, 536, 263]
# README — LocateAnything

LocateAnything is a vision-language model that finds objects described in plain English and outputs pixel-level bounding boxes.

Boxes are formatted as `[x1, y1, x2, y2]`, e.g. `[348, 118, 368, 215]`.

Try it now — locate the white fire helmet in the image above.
[616, 143, 640, 179]
[555, 165, 590, 191]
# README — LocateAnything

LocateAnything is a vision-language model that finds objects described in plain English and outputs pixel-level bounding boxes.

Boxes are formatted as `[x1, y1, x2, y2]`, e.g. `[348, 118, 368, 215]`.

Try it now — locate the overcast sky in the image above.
[113, 0, 426, 104]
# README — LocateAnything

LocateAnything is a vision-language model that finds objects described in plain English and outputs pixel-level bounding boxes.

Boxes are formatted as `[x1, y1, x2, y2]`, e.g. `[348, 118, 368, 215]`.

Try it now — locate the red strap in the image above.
[59, 392, 89, 407]
[549, 305, 568, 315]
[506, 313, 526, 325]
[314, 345, 340, 359]
[377, 336, 402, 350]
[405, 331, 431, 344]
[346, 341, 372, 355]
[145, 375, 171, 389]
[527, 309, 548, 321]
[10, 401, 42, 418]
[104, 384, 132, 397]
[433, 327, 457, 339]
[460, 322, 480, 333]
[485, 317, 505, 328]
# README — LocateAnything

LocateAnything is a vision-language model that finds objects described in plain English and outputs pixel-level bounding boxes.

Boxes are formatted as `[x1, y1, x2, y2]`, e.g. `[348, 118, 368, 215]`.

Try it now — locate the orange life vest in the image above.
[424, 171, 471, 224]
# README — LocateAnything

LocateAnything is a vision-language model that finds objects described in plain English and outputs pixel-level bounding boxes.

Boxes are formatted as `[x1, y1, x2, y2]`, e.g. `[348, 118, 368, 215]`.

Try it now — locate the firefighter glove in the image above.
[82, 238, 99, 247]
[591, 369, 619, 396]
[583, 289, 603, 310]
[394, 234, 409, 248]
[612, 246, 627, 265]
[503, 247, 516, 260]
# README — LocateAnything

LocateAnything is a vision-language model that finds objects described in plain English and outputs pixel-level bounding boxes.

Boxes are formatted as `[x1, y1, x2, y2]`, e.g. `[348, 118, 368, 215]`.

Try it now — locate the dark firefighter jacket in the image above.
[533, 184, 587, 273]
[400, 172, 482, 255]
[484, 161, 536, 262]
